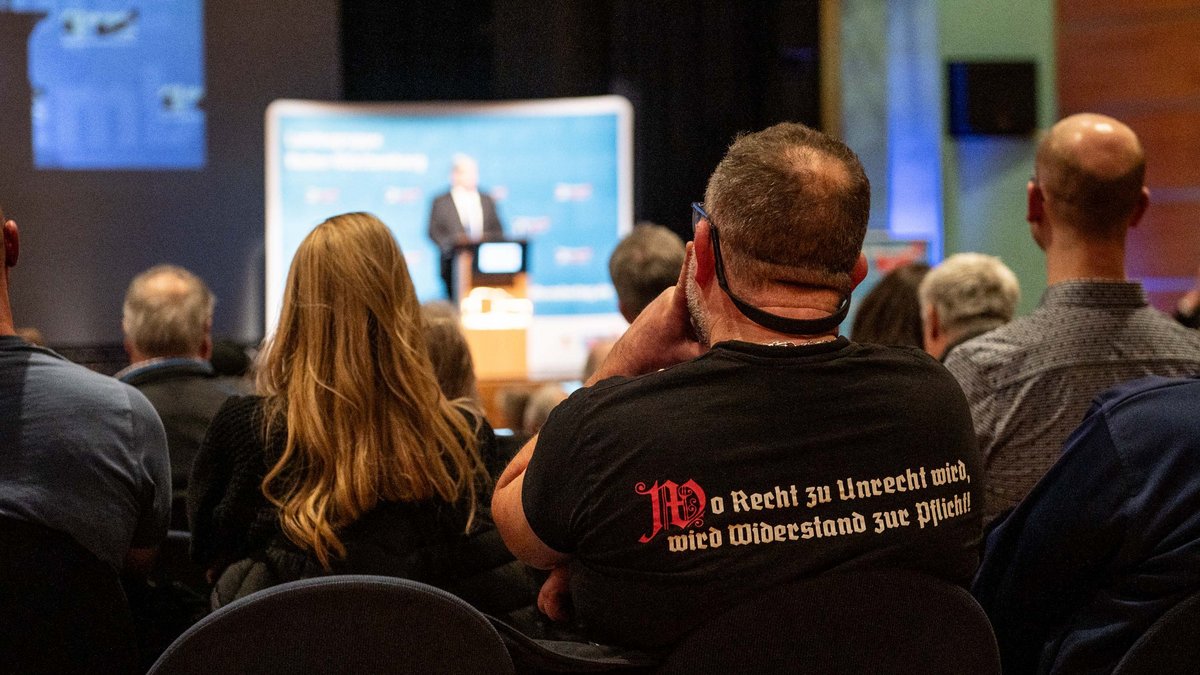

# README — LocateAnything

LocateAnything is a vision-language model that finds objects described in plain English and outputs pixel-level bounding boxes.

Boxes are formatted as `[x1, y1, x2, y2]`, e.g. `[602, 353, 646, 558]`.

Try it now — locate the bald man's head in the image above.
[1034, 113, 1146, 238]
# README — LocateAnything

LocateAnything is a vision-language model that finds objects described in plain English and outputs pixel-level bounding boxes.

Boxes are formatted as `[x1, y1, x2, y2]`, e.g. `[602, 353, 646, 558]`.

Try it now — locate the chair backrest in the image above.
[654, 570, 1001, 675]
[0, 515, 138, 675]
[1113, 589, 1200, 675]
[148, 575, 515, 675]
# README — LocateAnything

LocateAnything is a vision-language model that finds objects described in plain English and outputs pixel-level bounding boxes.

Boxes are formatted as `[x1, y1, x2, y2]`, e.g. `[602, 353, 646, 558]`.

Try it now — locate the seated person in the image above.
[849, 262, 929, 348]
[0, 210, 170, 578]
[492, 123, 982, 649]
[609, 222, 686, 324]
[918, 252, 1020, 361]
[973, 375, 1200, 673]
[188, 212, 533, 620]
[116, 264, 248, 529]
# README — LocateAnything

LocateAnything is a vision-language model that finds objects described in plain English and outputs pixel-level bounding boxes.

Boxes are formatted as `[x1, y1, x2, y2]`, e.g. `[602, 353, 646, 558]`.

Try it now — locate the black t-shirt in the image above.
[522, 338, 982, 648]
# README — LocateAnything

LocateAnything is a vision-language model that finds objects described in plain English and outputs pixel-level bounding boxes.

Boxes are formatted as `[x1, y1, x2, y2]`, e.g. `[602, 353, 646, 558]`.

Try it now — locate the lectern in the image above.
[450, 239, 528, 302]
[454, 239, 532, 381]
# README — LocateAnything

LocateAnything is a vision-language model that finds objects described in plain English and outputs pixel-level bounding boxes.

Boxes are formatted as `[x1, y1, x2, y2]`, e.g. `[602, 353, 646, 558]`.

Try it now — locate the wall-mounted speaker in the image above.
[946, 61, 1037, 136]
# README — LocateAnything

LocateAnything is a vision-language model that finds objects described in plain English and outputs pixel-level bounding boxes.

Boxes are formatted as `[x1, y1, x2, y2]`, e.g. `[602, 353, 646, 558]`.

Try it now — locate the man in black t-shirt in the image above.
[492, 123, 982, 649]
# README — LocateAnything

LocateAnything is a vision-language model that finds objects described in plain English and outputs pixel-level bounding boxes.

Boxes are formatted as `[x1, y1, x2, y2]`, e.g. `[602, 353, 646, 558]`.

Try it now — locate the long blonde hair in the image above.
[258, 212, 486, 568]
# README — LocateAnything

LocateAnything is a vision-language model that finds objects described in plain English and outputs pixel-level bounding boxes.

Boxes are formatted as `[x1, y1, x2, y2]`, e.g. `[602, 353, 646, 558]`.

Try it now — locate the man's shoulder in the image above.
[1094, 375, 1200, 426]
[20, 348, 144, 408]
[946, 314, 1041, 366]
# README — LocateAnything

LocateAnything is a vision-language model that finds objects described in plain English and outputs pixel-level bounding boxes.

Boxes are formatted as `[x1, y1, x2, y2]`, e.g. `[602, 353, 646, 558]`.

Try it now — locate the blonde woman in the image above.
[188, 213, 532, 616]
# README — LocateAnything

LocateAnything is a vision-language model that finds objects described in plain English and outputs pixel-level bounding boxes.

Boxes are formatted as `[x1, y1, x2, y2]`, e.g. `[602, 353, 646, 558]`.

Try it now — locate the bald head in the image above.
[1034, 113, 1146, 238]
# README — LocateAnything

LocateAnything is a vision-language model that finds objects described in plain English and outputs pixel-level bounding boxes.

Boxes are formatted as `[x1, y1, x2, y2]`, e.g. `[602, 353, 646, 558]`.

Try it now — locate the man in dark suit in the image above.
[427, 154, 504, 299]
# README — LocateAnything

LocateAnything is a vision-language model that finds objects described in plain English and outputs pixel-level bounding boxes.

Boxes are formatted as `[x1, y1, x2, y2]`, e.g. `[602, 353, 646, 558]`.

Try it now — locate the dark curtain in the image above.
[341, 0, 821, 240]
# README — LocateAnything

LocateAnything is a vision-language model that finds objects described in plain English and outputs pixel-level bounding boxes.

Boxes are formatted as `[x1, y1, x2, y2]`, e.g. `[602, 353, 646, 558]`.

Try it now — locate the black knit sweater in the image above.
[187, 395, 536, 618]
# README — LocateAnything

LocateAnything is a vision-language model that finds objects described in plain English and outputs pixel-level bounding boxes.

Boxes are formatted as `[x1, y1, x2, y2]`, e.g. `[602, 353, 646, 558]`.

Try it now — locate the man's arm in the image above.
[124, 387, 171, 577]
[492, 435, 569, 570]
[427, 195, 460, 253]
[972, 404, 1127, 673]
[586, 253, 704, 385]
[482, 193, 504, 240]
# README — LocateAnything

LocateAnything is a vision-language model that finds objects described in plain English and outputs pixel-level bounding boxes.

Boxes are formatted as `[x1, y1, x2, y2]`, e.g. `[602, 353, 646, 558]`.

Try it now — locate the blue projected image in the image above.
[266, 98, 634, 379]
[267, 98, 633, 318]
[9, 0, 204, 169]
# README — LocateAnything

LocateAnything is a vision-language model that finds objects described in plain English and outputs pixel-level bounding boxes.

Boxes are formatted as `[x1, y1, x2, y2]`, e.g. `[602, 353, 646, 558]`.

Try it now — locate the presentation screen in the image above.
[266, 96, 633, 378]
[15, 0, 205, 169]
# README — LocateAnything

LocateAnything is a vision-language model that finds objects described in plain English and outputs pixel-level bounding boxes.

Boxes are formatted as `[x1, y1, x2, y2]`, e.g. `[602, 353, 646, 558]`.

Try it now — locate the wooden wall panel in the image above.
[1123, 108, 1200, 188]
[1058, 0, 1200, 311]
[1059, 0, 1200, 22]
[1128, 202, 1200, 277]
[1058, 16, 1200, 109]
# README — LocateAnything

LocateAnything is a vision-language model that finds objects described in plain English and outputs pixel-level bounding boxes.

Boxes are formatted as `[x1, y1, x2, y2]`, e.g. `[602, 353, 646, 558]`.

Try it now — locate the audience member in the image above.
[116, 265, 248, 529]
[420, 301, 480, 407]
[973, 375, 1200, 673]
[849, 261, 929, 347]
[609, 222, 686, 323]
[187, 212, 533, 621]
[521, 383, 567, 436]
[918, 253, 1020, 361]
[0, 208, 170, 576]
[492, 123, 981, 649]
[582, 338, 614, 382]
[944, 113, 1200, 524]
[210, 339, 253, 379]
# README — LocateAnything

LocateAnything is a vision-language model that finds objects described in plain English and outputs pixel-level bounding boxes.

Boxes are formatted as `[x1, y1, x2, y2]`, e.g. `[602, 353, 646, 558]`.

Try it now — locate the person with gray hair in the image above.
[609, 222, 686, 323]
[116, 265, 246, 528]
[919, 253, 1020, 361]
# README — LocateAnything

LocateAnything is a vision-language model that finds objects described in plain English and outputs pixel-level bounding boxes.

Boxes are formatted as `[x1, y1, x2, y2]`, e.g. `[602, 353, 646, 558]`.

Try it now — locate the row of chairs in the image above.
[147, 572, 1001, 675]
[3, 513, 1198, 674]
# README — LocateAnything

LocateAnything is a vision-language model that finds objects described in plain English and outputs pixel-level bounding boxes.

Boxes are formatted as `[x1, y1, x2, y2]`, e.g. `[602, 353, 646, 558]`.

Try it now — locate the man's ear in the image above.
[3, 220, 18, 268]
[849, 253, 869, 290]
[1026, 180, 1044, 225]
[690, 223, 715, 286]
[1128, 186, 1150, 230]
[924, 305, 941, 340]
[1027, 181, 1050, 249]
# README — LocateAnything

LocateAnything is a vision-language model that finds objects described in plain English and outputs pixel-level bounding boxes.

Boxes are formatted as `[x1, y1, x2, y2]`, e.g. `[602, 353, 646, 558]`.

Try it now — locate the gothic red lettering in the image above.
[636, 479, 707, 543]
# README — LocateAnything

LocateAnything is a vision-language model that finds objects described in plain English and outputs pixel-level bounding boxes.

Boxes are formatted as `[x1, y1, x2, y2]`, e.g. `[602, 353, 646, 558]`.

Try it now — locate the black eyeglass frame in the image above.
[690, 202, 850, 336]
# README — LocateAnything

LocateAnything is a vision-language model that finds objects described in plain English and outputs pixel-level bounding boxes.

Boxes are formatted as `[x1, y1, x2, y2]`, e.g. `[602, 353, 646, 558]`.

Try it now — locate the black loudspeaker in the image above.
[946, 61, 1037, 136]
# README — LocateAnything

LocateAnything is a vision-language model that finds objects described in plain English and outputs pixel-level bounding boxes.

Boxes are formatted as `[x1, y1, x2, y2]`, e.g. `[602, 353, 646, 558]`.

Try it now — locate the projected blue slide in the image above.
[267, 97, 633, 378]
[12, 0, 204, 169]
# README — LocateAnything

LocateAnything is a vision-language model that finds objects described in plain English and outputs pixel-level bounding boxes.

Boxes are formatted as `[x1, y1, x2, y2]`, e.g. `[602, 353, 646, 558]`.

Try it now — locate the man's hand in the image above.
[537, 565, 573, 622]
[587, 261, 704, 384]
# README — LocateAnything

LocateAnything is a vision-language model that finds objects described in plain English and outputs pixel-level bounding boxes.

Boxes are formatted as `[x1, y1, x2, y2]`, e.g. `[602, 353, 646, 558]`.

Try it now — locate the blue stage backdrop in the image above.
[266, 96, 634, 378]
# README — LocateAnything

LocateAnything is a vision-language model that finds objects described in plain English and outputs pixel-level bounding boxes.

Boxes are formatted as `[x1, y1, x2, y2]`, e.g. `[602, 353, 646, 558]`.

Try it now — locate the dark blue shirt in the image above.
[973, 375, 1200, 673]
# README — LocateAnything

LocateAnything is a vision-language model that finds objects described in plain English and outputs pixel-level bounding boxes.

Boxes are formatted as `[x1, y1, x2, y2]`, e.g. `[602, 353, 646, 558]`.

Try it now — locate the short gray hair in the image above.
[919, 253, 1020, 335]
[122, 265, 214, 357]
[608, 223, 685, 319]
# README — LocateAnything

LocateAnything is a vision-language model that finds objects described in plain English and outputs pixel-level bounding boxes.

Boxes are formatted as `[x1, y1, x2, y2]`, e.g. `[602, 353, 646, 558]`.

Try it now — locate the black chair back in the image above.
[148, 574, 515, 674]
[0, 516, 138, 675]
[1113, 589, 1200, 675]
[654, 570, 1001, 675]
